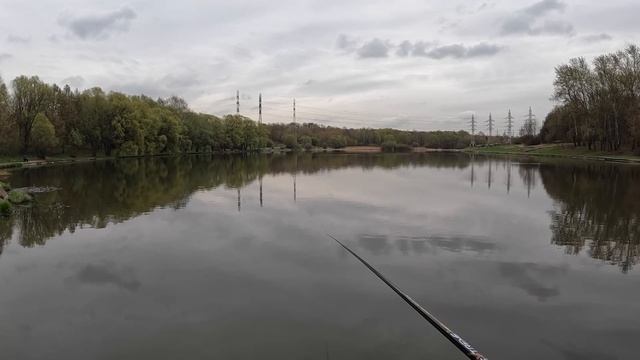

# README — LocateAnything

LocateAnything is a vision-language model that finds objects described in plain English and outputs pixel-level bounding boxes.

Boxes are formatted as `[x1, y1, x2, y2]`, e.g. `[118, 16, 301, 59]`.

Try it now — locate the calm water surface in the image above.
[1, 153, 639, 359]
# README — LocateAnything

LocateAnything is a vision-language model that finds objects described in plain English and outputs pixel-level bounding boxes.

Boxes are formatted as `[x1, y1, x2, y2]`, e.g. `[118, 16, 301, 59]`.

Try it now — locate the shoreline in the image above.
[2, 144, 639, 175]
[464, 144, 640, 164]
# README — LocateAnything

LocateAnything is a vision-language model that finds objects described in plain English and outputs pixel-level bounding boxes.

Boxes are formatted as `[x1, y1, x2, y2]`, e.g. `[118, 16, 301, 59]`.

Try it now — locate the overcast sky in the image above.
[1, 0, 638, 131]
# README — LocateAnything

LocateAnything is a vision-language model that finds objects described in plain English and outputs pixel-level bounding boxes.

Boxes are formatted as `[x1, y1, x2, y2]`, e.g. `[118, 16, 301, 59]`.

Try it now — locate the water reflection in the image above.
[71, 262, 142, 292]
[498, 262, 567, 302]
[541, 162, 640, 273]
[1, 153, 639, 273]
[358, 234, 498, 257]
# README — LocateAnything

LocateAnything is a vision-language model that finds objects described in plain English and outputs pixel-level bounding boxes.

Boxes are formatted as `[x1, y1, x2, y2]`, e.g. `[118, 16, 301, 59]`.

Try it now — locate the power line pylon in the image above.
[486, 113, 494, 144]
[293, 98, 297, 144]
[505, 109, 514, 144]
[258, 93, 262, 124]
[523, 106, 537, 136]
[469, 114, 476, 147]
[236, 90, 240, 114]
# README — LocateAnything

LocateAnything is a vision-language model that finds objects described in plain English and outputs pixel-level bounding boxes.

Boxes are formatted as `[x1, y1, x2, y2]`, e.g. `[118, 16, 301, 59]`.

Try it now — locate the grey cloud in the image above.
[580, 33, 612, 43]
[425, 44, 466, 59]
[343, 36, 502, 60]
[336, 33, 358, 52]
[391, 41, 502, 59]
[422, 43, 503, 59]
[396, 40, 412, 57]
[501, 0, 572, 36]
[466, 43, 503, 57]
[357, 38, 389, 58]
[7, 34, 30, 43]
[61, 7, 137, 40]
[412, 41, 432, 56]
[523, 0, 565, 17]
[532, 20, 574, 35]
[501, 17, 532, 35]
[0, 53, 12, 62]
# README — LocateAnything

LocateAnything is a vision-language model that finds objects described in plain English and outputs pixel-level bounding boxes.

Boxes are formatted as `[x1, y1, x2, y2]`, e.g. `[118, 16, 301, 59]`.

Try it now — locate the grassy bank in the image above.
[466, 143, 640, 163]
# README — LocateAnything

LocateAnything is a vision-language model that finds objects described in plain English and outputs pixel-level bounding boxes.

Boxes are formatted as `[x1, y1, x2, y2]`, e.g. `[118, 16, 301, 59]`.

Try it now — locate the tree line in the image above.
[0, 75, 473, 158]
[0, 76, 270, 157]
[541, 44, 640, 151]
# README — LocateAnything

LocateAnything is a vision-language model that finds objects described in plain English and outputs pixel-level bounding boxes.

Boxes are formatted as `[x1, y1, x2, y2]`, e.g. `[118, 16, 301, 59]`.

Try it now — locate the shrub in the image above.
[521, 135, 542, 146]
[283, 134, 298, 149]
[118, 141, 139, 157]
[382, 141, 412, 152]
[381, 141, 397, 152]
[8, 189, 32, 204]
[0, 200, 11, 216]
[0, 181, 10, 191]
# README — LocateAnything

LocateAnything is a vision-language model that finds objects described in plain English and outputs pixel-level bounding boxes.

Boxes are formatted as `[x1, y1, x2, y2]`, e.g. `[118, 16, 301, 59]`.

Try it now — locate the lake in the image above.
[1, 153, 638, 359]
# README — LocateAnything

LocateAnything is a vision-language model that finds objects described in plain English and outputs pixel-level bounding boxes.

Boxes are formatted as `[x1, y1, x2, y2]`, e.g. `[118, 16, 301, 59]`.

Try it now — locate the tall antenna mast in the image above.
[236, 90, 240, 114]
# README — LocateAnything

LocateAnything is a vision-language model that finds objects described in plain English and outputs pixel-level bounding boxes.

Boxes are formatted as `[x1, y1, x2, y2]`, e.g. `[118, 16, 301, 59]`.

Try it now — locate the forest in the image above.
[0, 75, 471, 158]
[541, 44, 640, 151]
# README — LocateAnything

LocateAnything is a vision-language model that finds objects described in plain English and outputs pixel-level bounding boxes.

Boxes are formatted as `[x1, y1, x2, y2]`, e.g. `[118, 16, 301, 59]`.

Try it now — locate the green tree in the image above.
[0, 76, 8, 120]
[31, 113, 57, 158]
[10, 76, 53, 154]
[0, 77, 13, 153]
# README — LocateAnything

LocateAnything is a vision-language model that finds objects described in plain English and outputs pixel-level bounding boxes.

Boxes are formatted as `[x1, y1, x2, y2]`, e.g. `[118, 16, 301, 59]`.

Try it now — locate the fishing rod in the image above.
[329, 235, 488, 360]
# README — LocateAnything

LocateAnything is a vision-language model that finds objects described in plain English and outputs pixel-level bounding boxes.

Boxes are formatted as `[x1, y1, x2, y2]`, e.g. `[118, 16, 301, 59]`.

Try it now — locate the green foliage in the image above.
[0, 200, 11, 217]
[8, 189, 32, 204]
[0, 181, 10, 191]
[31, 113, 58, 157]
[10, 76, 53, 153]
[68, 128, 84, 155]
[550, 44, 640, 150]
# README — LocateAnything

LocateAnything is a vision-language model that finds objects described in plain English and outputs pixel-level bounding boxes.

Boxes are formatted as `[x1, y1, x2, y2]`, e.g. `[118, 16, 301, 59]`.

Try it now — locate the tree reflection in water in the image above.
[0, 153, 638, 273]
[540, 162, 640, 273]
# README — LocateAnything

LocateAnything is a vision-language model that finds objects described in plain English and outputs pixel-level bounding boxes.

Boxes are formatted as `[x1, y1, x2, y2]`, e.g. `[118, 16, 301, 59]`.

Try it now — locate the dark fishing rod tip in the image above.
[328, 234, 488, 360]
